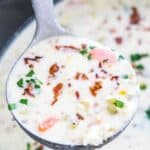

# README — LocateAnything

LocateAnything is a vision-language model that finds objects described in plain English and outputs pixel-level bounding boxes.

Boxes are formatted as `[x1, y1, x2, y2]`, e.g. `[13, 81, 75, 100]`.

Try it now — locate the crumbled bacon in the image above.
[144, 27, 150, 31]
[51, 83, 63, 106]
[95, 73, 99, 79]
[89, 81, 102, 97]
[76, 113, 84, 120]
[55, 45, 79, 51]
[49, 64, 59, 76]
[109, 28, 117, 34]
[101, 69, 107, 74]
[111, 76, 119, 81]
[24, 56, 43, 64]
[75, 91, 80, 99]
[117, 15, 122, 21]
[115, 37, 123, 45]
[74, 72, 88, 80]
[130, 7, 140, 25]
[99, 62, 102, 68]
[81, 43, 87, 49]
[23, 83, 35, 97]
[68, 83, 72, 87]
[29, 64, 34, 68]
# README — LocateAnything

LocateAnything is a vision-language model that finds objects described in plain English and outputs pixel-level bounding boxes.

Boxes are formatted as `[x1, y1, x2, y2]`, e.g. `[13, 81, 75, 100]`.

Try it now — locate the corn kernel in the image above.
[119, 90, 126, 96]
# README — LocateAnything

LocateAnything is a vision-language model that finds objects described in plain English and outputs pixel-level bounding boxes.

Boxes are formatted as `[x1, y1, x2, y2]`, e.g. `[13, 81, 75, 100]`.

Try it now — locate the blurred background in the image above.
[0, 0, 33, 50]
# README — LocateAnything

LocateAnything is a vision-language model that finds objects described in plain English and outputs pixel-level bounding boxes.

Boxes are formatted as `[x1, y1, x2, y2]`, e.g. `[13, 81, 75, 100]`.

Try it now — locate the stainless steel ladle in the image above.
[6, 0, 138, 149]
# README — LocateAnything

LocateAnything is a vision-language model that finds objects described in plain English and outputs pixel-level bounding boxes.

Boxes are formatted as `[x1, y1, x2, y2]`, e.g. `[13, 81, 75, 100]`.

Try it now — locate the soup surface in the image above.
[7, 36, 137, 146]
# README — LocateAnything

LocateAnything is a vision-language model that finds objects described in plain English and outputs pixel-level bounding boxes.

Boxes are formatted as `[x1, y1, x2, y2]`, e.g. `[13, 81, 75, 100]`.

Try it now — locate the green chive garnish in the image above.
[130, 53, 149, 62]
[114, 100, 124, 108]
[26, 70, 34, 77]
[145, 107, 150, 120]
[8, 103, 16, 111]
[135, 64, 144, 70]
[26, 143, 31, 150]
[89, 46, 96, 49]
[20, 99, 28, 105]
[35, 84, 41, 89]
[139, 83, 147, 90]
[87, 54, 92, 60]
[17, 78, 24, 88]
[79, 49, 88, 55]
[30, 78, 36, 83]
[123, 75, 129, 79]
[119, 55, 125, 60]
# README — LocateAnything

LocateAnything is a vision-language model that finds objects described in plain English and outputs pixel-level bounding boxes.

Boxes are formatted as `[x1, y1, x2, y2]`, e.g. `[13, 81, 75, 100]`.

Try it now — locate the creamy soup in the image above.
[6, 36, 138, 146]
[0, 0, 150, 149]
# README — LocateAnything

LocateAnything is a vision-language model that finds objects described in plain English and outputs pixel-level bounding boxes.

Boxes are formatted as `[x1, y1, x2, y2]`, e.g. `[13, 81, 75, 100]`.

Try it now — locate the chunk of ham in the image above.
[38, 117, 59, 132]
[90, 48, 116, 65]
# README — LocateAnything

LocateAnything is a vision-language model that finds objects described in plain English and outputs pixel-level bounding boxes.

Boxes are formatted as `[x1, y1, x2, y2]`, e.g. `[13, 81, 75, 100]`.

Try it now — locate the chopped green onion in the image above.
[26, 80, 31, 83]
[111, 48, 116, 51]
[8, 103, 16, 111]
[87, 54, 92, 60]
[35, 79, 43, 85]
[114, 100, 124, 108]
[35, 84, 41, 89]
[119, 55, 125, 60]
[139, 83, 147, 90]
[145, 107, 150, 120]
[20, 99, 28, 105]
[123, 75, 129, 79]
[79, 49, 88, 55]
[135, 64, 144, 70]
[26, 143, 31, 150]
[26, 70, 34, 77]
[17, 78, 24, 88]
[89, 46, 96, 49]
[130, 53, 149, 62]
[30, 78, 36, 83]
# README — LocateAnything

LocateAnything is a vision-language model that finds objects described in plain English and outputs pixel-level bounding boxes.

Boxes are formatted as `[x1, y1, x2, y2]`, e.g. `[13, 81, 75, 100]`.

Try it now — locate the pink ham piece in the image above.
[90, 48, 117, 65]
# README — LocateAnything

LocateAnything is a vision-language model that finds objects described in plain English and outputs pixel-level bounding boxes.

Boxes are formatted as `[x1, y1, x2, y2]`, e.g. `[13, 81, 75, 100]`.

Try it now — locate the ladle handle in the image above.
[31, 0, 65, 44]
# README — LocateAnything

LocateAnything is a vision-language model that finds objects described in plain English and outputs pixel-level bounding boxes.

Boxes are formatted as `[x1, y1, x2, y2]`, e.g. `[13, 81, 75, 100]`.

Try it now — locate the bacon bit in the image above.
[102, 19, 108, 24]
[111, 76, 119, 81]
[36, 145, 44, 150]
[49, 64, 59, 76]
[89, 81, 102, 97]
[61, 65, 65, 68]
[29, 64, 34, 68]
[130, 7, 140, 25]
[68, 83, 72, 87]
[144, 27, 150, 31]
[109, 28, 117, 34]
[117, 15, 122, 21]
[76, 113, 84, 120]
[55, 45, 79, 51]
[47, 82, 51, 86]
[90, 69, 94, 73]
[126, 26, 131, 31]
[137, 39, 142, 45]
[38, 117, 59, 132]
[93, 102, 99, 108]
[74, 72, 88, 80]
[101, 69, 108, 74]
[75, 91, 80, 99]
[51, 83, 63, 106]
[95, 73, 99, 79]
[81, 43, 87, 49]
[115, 37, 123, 45]
[24, 56, 43, 64]
[99, 62, 102, 68]
[23, 83, 35, 97]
